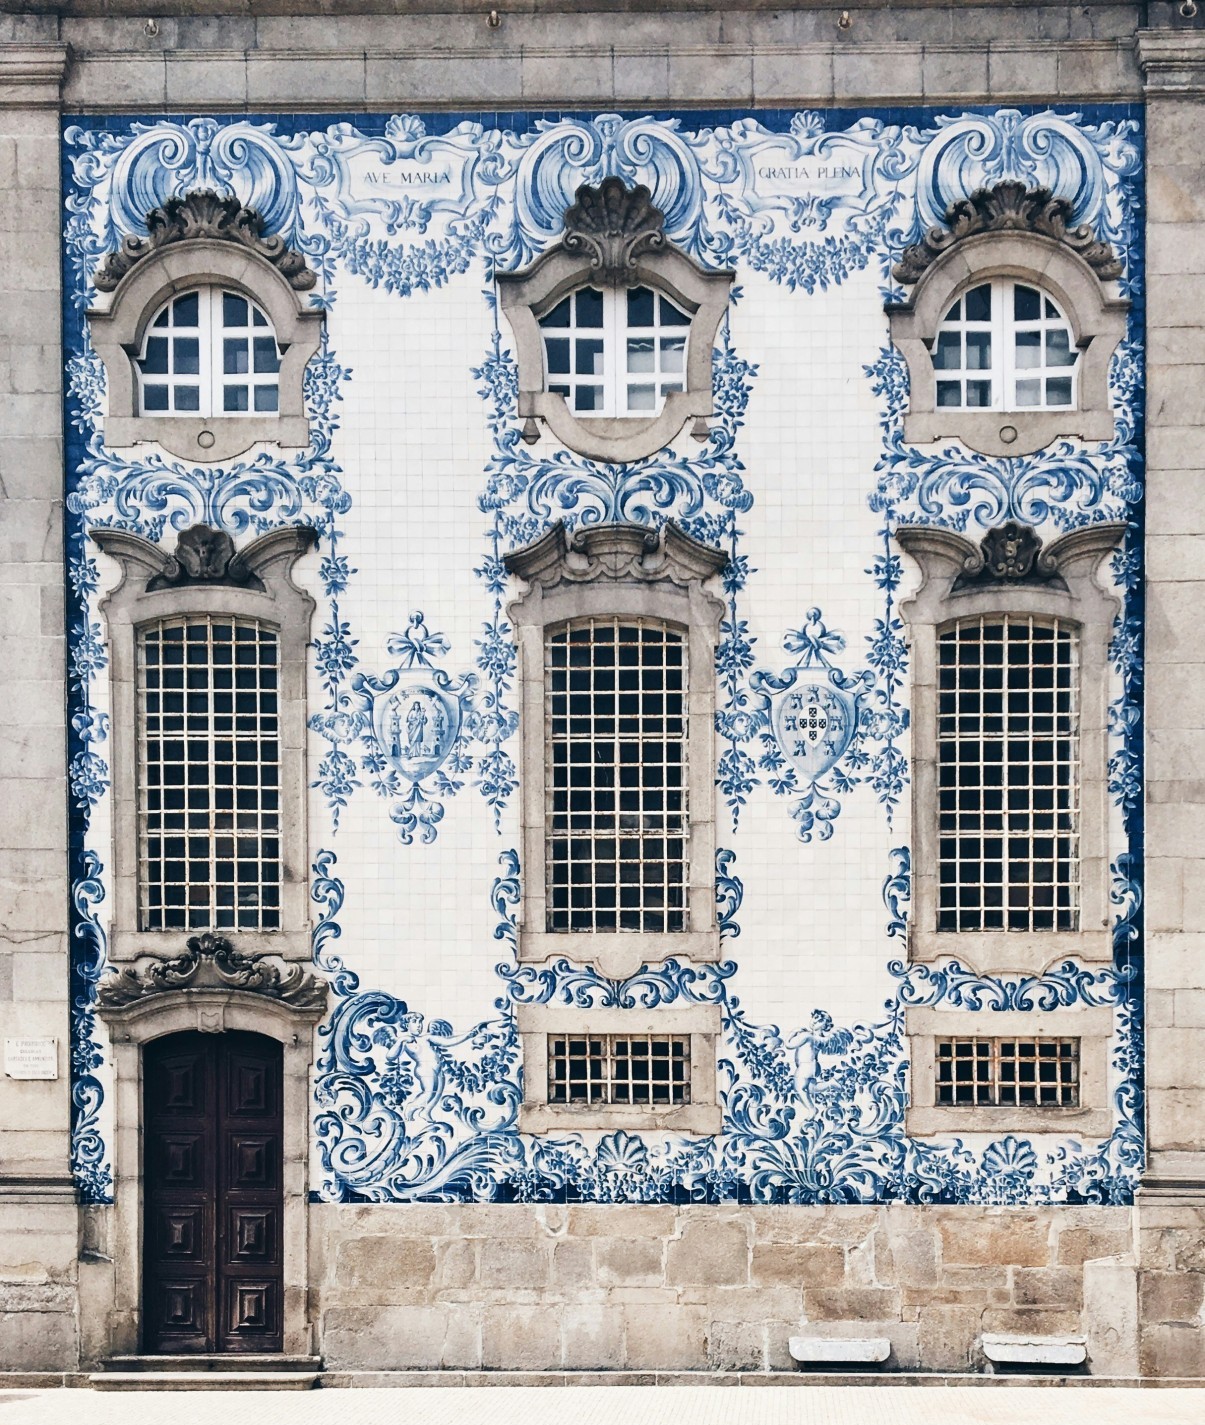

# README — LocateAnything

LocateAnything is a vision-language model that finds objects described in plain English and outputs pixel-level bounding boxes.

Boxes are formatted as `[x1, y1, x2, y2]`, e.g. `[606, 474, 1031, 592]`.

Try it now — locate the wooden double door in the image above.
[143, 1031, 284, 1354]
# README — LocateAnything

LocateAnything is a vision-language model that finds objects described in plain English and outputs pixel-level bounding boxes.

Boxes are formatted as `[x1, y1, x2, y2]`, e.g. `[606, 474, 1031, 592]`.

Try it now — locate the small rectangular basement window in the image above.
[548, 1033, 690, 1106]
[936, 1036, 1080, 1107]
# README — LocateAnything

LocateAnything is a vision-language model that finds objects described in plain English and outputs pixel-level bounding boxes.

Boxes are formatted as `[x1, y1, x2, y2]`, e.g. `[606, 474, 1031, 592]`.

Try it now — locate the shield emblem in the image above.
[772, 678, 859, 781]
[372, 672, 462, 782]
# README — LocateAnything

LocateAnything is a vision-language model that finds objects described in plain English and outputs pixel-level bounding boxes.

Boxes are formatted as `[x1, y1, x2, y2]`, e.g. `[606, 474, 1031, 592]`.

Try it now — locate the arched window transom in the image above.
[540, 285, 689, 418]
[137, 288, 282, 418]
[933, 280, 1079, 413]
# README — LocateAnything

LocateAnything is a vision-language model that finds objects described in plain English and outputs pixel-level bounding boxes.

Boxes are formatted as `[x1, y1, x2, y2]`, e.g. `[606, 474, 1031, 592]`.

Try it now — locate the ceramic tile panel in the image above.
[60, 105, 1144, 1206]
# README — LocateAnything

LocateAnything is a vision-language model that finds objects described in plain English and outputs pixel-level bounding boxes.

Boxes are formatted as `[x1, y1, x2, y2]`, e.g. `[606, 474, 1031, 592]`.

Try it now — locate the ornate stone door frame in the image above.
[91, 939, 327, 1359]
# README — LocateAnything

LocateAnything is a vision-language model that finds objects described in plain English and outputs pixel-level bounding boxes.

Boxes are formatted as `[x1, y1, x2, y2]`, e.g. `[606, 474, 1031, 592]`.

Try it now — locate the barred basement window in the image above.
[548, 1033, 691, 1106]
[136, 289, 282, 418]
[935, 1036, 1080, 1107]
[938, 615, 1079, 932]
[546, 617, 687, 933]
[138, 616, 280, 932]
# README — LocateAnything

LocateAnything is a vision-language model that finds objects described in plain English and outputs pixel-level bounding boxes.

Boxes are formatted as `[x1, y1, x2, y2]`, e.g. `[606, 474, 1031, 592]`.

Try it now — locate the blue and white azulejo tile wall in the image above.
[60, 103, 1146, 1208]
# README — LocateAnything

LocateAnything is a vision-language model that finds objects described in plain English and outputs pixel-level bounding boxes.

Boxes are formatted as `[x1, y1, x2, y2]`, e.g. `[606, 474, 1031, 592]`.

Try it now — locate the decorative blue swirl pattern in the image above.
[61, 104, 1144, 1207]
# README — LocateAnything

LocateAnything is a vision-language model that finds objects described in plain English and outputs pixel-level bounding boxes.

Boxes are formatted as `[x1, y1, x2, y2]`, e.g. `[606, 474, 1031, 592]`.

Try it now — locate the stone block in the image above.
[1055, 1225, 1134, 1266]
[561, 1303, 625, 1370]
[923, 47, 989, 100]
[0, 1309, 76, 1372]
[551, 1239, 594, 1289]
[333, 1236, 435, 1297]
[751, 50, 833, 104]
[321, 1304, 449, 1370]
[1174, 989, 1205, 1025]
[165, 56, 249, 106]
[1148, 1028, 1205, 1088]
[803, 1286, 900, 1321]
[750, 1241, 844, 1288]
[613, 52, 671, 104]
[1057, 42, 1134, 97]
[1140, 1269, 1205, 1325]
[939, 1214, 1051, 1268]
[833, 47, 923, 102]
[665, 1218, 748, 1286]
[477, 1238, 548, 1290]
[61, 56, 168, 109]
[521, 52, 615, 103]
[596, 1236, 662, 1287]
[366, 55, 522, 107]
[567, 1204, 674, 1238]
[988, 45, 1059, 97]
[481, 1303, 560, 1369]
[979, 1306, 1081, 1335]
[903, 1263, 1011, 1308]
[916, 1305, 981, 1371]
[1012, 1267, 1083, 1309]
[432, 1239, 476, 1291]
[247, 56, 366, 105]
[1084, 1256, 1139, 1377]
[622, 1303, 707, 1370]
[707, 1318, 764, 1372]
[1140, 1321, 1205, 1379]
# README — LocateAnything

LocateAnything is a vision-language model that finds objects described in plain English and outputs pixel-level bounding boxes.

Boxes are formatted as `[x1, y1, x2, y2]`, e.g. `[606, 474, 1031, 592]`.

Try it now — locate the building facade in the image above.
[0, 0, 1203, 1382]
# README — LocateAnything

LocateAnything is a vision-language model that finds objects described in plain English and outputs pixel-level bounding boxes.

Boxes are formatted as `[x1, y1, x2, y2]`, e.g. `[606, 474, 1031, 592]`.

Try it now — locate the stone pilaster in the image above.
[1134, 24, 1205, 1379]
[0, 39, 78, 1372]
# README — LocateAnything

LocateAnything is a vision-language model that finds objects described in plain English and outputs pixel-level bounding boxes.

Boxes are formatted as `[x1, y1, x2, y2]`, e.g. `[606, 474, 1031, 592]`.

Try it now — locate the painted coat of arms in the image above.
[352, 613, 478, 844]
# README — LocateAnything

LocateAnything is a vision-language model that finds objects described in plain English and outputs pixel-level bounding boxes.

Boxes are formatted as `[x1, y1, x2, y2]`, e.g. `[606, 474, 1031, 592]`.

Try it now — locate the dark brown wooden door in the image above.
[143, 1031, 283, 1354]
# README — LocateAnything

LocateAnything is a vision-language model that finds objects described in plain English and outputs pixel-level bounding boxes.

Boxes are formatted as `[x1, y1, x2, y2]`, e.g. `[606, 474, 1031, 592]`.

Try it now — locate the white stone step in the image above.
[98, 1355, 320, 1373]
[90, 1370, 319, 1391]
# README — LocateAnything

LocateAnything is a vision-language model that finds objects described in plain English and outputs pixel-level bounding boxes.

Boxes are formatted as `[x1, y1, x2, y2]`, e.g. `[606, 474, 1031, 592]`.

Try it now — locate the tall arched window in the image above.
[136, 288, 282, 418]
[933, 280, 1079, 412]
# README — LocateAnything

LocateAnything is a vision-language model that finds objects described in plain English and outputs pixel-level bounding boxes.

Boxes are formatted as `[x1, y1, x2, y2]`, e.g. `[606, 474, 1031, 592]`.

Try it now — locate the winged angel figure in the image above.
[786, 1008, 854, 1105]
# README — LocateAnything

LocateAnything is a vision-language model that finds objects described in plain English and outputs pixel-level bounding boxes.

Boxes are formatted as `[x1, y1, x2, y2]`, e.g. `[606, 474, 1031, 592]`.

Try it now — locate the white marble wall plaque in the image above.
[4, 1038, 58, 1080]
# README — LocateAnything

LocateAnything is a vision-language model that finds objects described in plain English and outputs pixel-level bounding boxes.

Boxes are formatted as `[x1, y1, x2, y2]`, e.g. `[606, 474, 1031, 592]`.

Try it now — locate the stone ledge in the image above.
[1136, 29, 1205, 94]
[0, 44, 70, 107]
[314, 1369, 1205, 1388]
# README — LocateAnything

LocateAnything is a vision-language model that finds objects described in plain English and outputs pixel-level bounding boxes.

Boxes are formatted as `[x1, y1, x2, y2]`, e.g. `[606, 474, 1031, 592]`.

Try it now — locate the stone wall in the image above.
[310, 1204, 1138, 1375]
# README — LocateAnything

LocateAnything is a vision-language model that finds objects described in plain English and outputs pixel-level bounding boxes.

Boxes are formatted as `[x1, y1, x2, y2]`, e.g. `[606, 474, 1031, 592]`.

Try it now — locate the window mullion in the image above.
[606, 288, 621, 418]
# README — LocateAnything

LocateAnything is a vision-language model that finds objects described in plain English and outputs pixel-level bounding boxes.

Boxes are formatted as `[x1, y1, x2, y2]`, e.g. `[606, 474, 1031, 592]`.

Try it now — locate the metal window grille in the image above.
[547, 1033, 691, 1106]
[933, 279, 1078, 412]
[546, 618, 687, 933]
[935, 1036, 1080, 1107]
[540, 285, 689, 417]
[137, 288, 281, 418]
[937, 614, 1079, 932]
[137, 616, 281, 932]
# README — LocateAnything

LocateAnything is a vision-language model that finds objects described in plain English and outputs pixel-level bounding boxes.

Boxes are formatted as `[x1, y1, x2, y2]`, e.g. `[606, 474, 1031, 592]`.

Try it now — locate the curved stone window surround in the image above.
[497, 180, 734, 464]
[90, 523, 317, 964]
[896, 520, 1125, 976]
[504, 520, 727, 980]
[89, 224, 323, 462]
[887, 186, 1129, 458]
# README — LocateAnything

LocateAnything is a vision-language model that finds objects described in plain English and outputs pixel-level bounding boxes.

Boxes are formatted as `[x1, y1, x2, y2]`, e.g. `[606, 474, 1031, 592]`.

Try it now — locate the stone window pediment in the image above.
[497, 180, 734, 463]
[88, 190, 324, 462]
[886, 182, 1129, 457]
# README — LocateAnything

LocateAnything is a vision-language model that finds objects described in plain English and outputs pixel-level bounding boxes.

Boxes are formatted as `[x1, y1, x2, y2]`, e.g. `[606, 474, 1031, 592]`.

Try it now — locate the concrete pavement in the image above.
[2, 1385, 1204, 1425]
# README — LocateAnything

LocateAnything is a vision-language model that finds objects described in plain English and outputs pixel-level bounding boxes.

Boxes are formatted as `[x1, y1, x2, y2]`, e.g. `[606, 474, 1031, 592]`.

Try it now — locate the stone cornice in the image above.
[0, 44, 69, 108]
[1135, 29, 1205, 95]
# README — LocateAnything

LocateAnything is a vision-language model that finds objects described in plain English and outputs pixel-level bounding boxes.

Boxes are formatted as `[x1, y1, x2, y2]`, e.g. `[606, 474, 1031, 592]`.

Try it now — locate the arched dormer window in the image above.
[88, 191, 323, 462]
[887, 182, 1129, 457]
[136, 288, 282, 418]
[498, 180, 734, 463]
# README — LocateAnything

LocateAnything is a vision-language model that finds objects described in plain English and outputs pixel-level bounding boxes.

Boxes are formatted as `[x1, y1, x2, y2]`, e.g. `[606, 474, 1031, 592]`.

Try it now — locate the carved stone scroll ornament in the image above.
[90, 522, 317, 595]
[892, 180, 1124, 285]
[93, 189, 317, 293]
[561, 178, 668, 285]
[504, 519, 727, 592]
[97, 932, 328, 1011]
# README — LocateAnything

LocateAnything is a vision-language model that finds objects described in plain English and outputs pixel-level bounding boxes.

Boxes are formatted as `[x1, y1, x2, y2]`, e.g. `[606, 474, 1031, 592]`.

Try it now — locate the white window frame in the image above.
[540, 284, 689, 419]
[933, 278, 1080, 414]
[136, 288, 283, 420]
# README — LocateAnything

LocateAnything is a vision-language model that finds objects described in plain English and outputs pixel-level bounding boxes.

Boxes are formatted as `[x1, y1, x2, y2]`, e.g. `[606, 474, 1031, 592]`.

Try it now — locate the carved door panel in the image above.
[143, 1031, 283, 1354]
